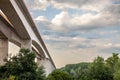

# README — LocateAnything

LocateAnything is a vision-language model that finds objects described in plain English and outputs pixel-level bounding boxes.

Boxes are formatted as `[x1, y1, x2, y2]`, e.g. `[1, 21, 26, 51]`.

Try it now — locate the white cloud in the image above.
[35, 0, 49, 10]
[50, 10, 120, 31]
[26, 0, 111, 11]
[98, 30, 119, 35]
[70, 13, 100, 26]
[51, 11, 70, 30]
[35, 16, 48, 21]
[26, 0, 120, 31]
[50, 0, 111, 11]
[80, 0, 110, 12]
[25, 0, 50, 10]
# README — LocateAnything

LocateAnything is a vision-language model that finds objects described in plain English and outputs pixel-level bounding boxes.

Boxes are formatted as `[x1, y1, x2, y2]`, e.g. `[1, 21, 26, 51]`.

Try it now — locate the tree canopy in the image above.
[0, 48, 46, 80]
[47, 70, 73, 80]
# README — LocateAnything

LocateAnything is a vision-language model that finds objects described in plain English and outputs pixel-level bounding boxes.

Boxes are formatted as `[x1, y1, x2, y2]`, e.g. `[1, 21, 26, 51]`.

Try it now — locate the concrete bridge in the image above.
[0, 0, 55, 75]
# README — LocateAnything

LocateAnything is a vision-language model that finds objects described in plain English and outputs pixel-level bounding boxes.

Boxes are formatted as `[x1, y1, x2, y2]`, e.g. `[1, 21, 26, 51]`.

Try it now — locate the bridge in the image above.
[0, 0, 55, 75]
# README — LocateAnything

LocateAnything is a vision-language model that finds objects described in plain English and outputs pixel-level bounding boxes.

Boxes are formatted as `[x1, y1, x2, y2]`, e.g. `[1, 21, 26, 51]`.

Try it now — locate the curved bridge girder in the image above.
[32, 40, 45, 58]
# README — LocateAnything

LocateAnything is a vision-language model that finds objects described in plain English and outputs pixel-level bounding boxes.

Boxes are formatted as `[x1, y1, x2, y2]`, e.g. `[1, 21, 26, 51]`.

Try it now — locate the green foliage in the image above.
[0, 48, 46, 80]
[105, 53, 119, 80]
[36, 67, 46, 80]
[113, 59, 120, 80]
[47, 70, 74, 80]
[106, 53, 119, 71]
[88, 56, 112, 80]
[114, 70, 120, 80]
[61, 63, 90, 80]
[8, 75, 16, 80]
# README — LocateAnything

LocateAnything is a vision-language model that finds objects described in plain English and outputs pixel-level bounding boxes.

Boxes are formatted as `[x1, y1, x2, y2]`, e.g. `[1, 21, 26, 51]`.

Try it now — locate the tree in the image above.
[114, 70, 120, 80]
[113, 59, 120, 80]
[47, 70, 73, 80]
[88, 56, 112, 80]
[105, 53, 119, 80]
[106, 53, 119, 71]
[0, 48, 46, 80]
[60, 63, 90, 80]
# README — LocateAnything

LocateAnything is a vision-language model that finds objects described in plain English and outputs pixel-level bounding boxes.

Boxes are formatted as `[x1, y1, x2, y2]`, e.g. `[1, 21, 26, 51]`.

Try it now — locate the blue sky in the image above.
[25, 0, 120, 68]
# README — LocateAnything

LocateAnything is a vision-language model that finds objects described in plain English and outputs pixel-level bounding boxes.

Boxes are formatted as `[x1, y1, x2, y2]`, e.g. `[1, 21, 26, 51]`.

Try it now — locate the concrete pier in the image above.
[0, 39, 8, 65]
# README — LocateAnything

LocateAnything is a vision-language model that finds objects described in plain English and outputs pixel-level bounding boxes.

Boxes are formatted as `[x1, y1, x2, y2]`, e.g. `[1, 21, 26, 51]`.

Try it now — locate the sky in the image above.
[25, 0, 120, 68]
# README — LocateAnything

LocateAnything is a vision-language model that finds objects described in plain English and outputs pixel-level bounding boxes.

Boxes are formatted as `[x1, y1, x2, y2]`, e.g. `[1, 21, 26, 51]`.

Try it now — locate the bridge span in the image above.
[0, 0, 55, 75]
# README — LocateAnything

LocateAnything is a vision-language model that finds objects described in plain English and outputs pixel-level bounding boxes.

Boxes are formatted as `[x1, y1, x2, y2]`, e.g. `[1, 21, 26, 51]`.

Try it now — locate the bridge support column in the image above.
[21, 40, 32, 50]
[0, 39, 8, 65]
